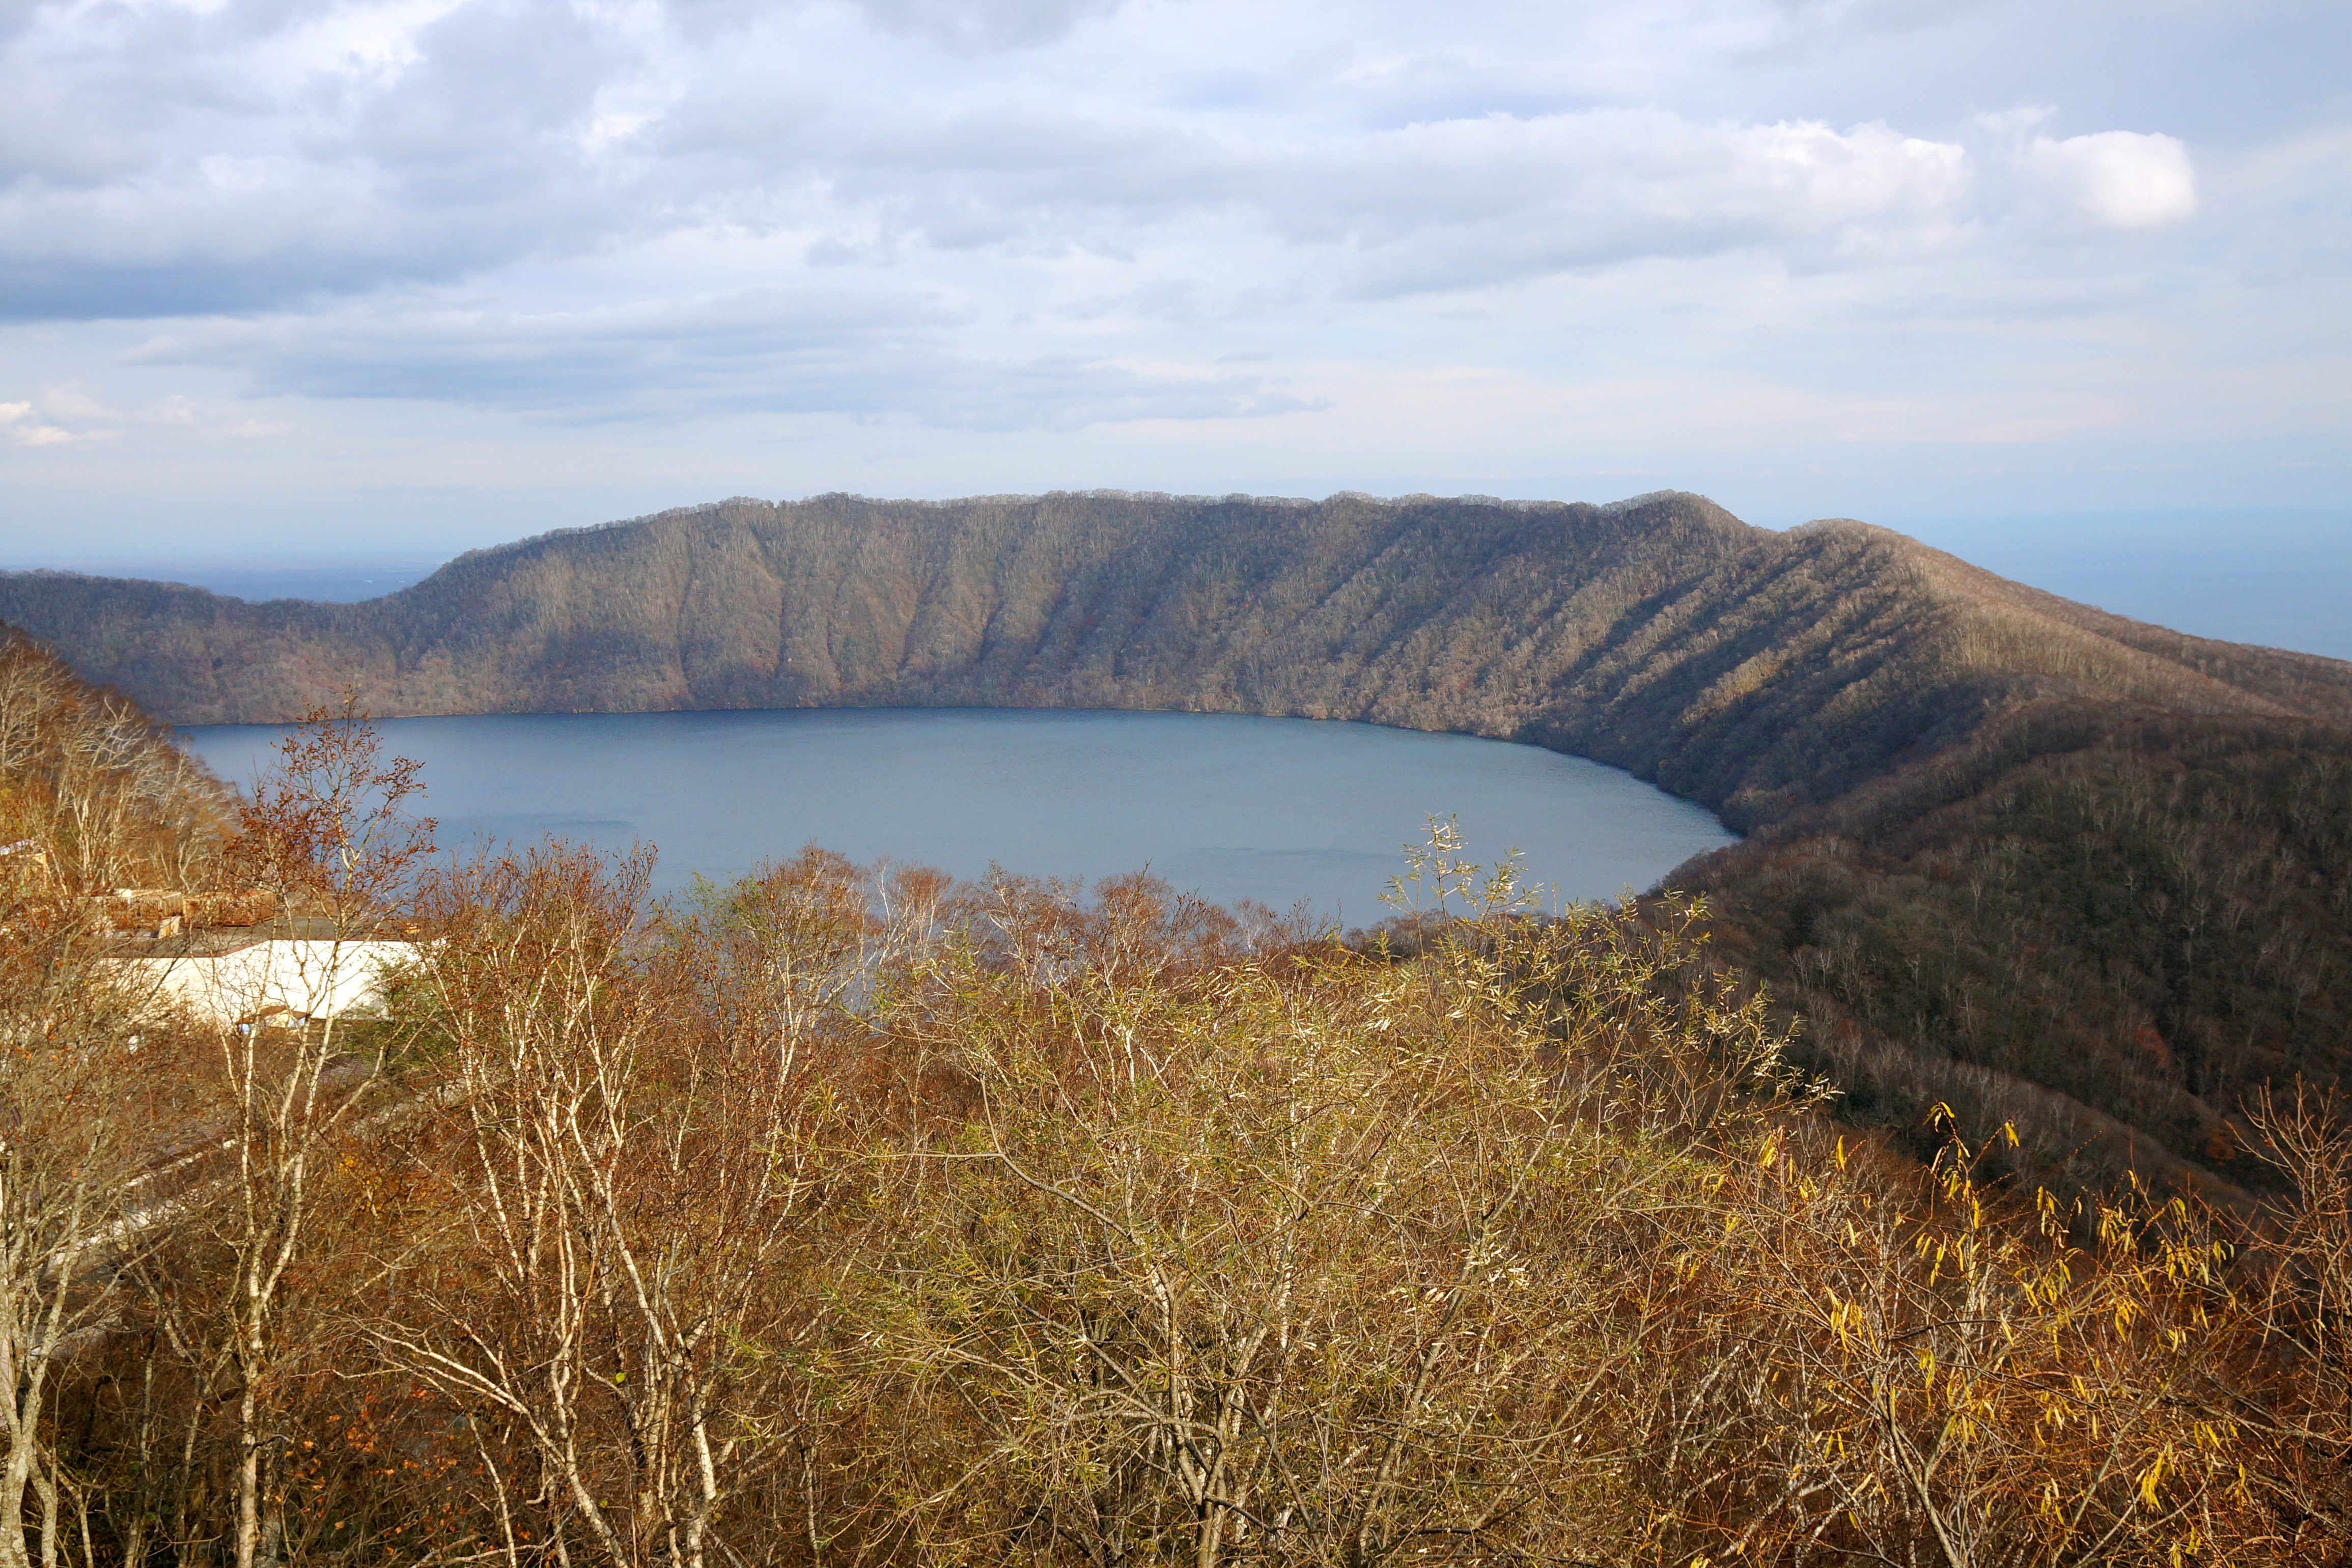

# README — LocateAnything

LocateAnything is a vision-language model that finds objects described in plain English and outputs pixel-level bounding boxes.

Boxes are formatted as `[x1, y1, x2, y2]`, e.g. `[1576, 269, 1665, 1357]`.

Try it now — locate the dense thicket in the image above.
[16, 709, 2352, 1566]
[1685, 707, 2352, 1198]
[4, 488, 2349, 1201]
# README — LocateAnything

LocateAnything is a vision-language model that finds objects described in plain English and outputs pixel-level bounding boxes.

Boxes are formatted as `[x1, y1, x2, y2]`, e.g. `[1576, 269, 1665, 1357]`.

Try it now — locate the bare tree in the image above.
[0, 632, 229, 899]
[205, 695, 434, 1568]
[0, 636, 232, 1568]
[0, 807, 212, 1568]
[2231, 1085, 2352, 1555]
[377, 844, 843, 1568]
[851, 863, 1771, 1565]
[0, 953, 180, 1568]
[681, 846, 949, 1078]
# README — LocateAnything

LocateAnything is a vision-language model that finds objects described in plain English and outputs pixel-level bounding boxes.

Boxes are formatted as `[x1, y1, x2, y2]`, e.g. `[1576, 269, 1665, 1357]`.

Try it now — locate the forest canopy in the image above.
[8, 637, 2352, 1566]
[7, 489, 2348, 1202]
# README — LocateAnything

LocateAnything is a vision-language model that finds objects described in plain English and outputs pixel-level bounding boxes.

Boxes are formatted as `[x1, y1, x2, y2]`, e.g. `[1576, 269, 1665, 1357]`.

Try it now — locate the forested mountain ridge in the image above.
[5, 491, 2345, 830]
[5, 488, 2350, 1192]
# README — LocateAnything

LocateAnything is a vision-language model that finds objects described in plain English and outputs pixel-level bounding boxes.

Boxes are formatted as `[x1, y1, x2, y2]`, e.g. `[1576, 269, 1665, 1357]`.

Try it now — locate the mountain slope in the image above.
[5, 489, 2350, 1190]
[7, 492, 2344, 831]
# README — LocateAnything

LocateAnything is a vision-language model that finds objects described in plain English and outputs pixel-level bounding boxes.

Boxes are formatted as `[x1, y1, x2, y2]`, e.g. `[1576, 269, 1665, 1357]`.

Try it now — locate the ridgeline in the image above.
[6, 489, 2349, 1192]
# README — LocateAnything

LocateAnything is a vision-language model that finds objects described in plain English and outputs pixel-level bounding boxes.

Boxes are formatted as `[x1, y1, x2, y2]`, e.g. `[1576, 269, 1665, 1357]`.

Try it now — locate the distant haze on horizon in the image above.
[1, 0, 2344, 607]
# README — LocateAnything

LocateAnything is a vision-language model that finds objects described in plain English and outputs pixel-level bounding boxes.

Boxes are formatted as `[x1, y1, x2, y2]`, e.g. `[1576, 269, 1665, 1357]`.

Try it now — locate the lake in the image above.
[180, 708, 1737, 923]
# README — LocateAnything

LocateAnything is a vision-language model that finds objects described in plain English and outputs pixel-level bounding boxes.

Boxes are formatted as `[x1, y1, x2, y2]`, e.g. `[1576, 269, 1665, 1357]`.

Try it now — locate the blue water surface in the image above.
[181, 708, 1737, 923]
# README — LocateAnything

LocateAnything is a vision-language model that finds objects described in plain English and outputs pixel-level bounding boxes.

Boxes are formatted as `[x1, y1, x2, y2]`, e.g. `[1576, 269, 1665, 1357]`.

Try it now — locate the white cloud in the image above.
[2022, 130, 2197, 229]
[7, 419, 117, 447]
[0, 386, 124, 446]
[126, 285, 1310, 427]
[11, 425, 84, 447]
[0, 0, 2340, 547]
[0, 0, 2223, 326]
[36, 386, 116, 422]
[849, 0, 1126, 51]
[797, 101, 1991, 299]
[1289, 111, 1978, 291]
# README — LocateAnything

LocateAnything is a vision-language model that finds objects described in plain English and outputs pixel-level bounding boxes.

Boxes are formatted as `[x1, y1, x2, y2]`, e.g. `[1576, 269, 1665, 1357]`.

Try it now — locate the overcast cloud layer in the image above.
[1, 0, 2346, 566]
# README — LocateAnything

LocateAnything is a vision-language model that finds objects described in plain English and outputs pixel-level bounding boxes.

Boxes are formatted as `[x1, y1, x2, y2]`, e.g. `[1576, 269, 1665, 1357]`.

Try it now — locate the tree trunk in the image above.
[234, 1381, 261, 1568]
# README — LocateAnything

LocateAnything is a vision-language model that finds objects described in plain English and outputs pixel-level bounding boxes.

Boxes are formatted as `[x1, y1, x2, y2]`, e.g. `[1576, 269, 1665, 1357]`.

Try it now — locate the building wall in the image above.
[134, 939, 418, 1026]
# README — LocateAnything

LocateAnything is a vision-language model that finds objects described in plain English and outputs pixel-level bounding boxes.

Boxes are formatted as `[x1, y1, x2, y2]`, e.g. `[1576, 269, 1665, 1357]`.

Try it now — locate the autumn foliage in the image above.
[8, 648, 2352, 1565]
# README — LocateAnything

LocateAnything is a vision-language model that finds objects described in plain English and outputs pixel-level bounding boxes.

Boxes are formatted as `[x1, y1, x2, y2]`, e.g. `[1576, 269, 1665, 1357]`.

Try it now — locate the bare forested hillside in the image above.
[16, 733, 2352, 1566]
[5, 489, 2350, 1192]
[0, 630, 228, 894]
[10, 493, 2347, 831]
[11, 638, 2352, 1563]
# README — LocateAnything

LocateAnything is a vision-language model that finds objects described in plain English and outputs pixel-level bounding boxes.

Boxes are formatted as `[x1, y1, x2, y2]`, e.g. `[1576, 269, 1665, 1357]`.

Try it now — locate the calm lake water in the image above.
[181, 708, 1735, 922]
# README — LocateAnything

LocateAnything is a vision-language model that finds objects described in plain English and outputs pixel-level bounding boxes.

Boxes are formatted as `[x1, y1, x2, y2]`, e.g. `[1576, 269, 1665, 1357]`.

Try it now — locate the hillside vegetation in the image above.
[13, 493, 2347, 829]
[13, 690, 2352, 1566]
[0, 629, 227, 894]
[5, 490, 2349, 1193]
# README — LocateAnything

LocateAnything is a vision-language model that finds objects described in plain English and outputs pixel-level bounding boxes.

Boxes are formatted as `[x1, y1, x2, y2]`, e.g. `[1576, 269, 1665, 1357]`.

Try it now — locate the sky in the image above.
[2, 0, 2347, 641]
